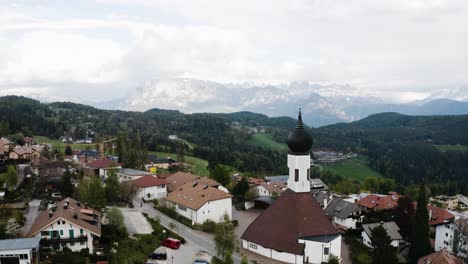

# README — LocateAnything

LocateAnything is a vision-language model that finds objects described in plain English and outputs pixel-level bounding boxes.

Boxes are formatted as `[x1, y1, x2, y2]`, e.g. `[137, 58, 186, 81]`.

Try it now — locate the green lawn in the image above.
[148, 151, 210, 177]
[246, 133, 288, 152]
[34, 135, 95, 150]
[434, 144, 468, 152]
[322, 156, 383, 183]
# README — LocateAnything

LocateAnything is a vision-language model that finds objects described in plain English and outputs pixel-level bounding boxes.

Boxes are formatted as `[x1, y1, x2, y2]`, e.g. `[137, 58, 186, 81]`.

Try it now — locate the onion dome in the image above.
[287, 109, 313, 154]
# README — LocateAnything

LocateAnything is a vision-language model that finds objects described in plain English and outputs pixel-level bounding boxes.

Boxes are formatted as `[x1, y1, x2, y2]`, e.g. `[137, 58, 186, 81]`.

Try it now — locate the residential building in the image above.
[362, 222, 404, 248]
[164, 172, 227, 193]
[430, 205, 457, 254]
[316, 191, 363, 230]
[133, 175, 168, 200]
[457, 194, 468, 209]
[255, 181, 287, 197]
[163, 181, 233, 224]
[27, 198, 101, 253]
[0, 237, 41, 264]
[0, 137, 13, 158]
[118, 168, 156, 182]
[357, 192, 400, 210]
[417, 249, 464, 264]
[242, 111, 341, 264]
[436, 218, 468, 260]
[431, 195, 459, 210]
[9, 146, 33, 160]
[87, 158, 122, 179]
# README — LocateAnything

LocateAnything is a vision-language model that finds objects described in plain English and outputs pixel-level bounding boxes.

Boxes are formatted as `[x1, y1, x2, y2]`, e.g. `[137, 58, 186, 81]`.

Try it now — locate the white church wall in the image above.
[300, 235, 341, 263]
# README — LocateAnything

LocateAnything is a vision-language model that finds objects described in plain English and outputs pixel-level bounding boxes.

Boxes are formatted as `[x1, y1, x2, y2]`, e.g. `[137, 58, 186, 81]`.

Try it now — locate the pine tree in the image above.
[370, 225, 398, 264]
[409, 183, 432, 263]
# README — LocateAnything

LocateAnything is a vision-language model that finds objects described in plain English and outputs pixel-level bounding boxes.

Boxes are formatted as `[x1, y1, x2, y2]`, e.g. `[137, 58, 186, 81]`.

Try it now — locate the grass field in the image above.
[434, 144, 468, 152]
[34, 136, 95, 150]
[246, 133, 288, 152]
[322, 156, 383, 183]
[148, 151, 210, 177]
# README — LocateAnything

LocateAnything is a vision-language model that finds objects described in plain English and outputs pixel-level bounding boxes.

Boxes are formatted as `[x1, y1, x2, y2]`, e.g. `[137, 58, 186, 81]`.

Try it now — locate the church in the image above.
[241, 111, 342, 263]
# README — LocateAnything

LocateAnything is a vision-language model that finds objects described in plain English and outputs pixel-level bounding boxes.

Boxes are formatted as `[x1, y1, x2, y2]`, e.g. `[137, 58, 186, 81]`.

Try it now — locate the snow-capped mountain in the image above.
[104, 78, 468, 127]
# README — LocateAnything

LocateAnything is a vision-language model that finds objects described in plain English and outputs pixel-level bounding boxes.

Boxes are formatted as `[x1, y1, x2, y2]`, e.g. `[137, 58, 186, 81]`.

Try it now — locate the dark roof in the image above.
[77, 150, 99, 157]
[88, 158, 121, 169]
[362, 222, 402, 241]
[325, 198, 361, 219]
[241, 189, 338, 255]
[133, 175, 168, 188]
[287, 110, 313, 155]
[264, 175, 289, 184]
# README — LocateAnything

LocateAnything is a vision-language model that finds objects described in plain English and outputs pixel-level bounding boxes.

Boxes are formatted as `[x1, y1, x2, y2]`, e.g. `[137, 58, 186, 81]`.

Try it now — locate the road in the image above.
[133, 198, 243, 264]
[22, 199, 41, 236]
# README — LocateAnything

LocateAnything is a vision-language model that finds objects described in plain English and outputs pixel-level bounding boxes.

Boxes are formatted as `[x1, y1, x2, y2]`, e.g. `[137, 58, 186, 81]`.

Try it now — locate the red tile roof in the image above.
[242, 189, 338, 255]
[163, 181, 232, 210]
[165, 172, 220, 192]
[417, 249, 463, 264]
[357, 193, 400, 210]
[427, 204, 455, 226]
[88, 158, 121, 169]
[248, 177, 264, 186]
[133, 175, 168, 188]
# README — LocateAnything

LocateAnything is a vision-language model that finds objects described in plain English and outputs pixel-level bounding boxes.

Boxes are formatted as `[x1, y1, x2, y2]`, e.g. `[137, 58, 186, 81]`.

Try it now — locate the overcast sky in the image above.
[1, 0, 468, 102]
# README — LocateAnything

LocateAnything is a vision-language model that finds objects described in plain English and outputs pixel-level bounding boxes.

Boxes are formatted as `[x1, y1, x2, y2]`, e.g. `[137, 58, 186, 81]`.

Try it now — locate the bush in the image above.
[153, 199, 159, 207]
[231, 220, 239, 227]
[201, 220, 217, 233]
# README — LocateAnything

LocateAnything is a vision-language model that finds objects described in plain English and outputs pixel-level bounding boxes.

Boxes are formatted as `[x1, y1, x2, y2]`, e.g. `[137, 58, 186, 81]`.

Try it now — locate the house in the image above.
[417, 249, 464, 264]
[310, 178, 328, 190]
[319, 192, 363, 230]
[362, 222, 404, 248]
[133, 175, 168, 200]
[255, 181, 287, 197]
[87, 158, 122, 179]
[163, 181, 233, 224]
[0, 137, 13, 158]
[242, 111, 341, 264]
[431, 195, 459, 210]
[357, 193, 400, 210]
[428, 205, 456, 253]
[118, 168, 156, 182]
[264, 175, 289, 184]
[152, 156, 177, 169]
[164, 172, 228, 193]
[435, 217, 468, 260]
[27, 198, 101, 254]
[456, 194, 468, 209]
[9, 146, 33, 160]
[0, 237, 41, 264]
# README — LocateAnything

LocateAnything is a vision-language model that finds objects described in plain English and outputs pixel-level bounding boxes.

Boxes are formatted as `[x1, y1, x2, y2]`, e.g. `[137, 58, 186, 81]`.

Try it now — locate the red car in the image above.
[161, 238, 181, 249]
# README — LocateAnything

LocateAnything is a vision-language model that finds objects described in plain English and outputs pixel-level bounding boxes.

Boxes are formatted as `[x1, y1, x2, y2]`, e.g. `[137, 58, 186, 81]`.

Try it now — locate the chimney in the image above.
[84, 202, 88, 209]
[267, 182, 270, 186]
[323, 198, 328, 208]
[64, 203, 68, 210]
[49, 210, 53, 218]
[429, 210, 433, 220]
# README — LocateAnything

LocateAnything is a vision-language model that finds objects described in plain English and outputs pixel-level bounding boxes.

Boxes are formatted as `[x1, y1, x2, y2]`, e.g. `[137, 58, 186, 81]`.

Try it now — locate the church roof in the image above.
[287, 110, 313, 155]
[241, 188, 338, 255]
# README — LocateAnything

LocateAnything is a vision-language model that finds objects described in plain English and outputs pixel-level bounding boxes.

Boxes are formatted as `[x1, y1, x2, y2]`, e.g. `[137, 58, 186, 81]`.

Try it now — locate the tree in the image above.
[214, 214, 236, 264]
[0, 165, 18, 189]
[326, 255, 340, 264]
[60, 170, 75, 197]
[409, 184, 432, 263]
[232, 177, 250, 201]
[240, 255, 248, 264]
[370, 225, 398, 264]
[120, 181, 137, 202]
[394, 196, 415, 239]
[65, 145, 73, 156]
[105, 169, 121, 202]
[106, 208, 126, 233]
[79, 176, 106, 211]
[210, 164, 231, 187]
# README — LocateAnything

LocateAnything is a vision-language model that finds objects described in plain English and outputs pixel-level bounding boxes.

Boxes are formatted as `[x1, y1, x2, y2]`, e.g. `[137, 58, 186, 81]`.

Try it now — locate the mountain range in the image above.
[94, 79, 468, 127]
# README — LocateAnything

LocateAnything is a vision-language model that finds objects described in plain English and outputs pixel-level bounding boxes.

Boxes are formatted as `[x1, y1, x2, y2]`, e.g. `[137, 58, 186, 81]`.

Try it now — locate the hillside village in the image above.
[0, 112, 468, 264]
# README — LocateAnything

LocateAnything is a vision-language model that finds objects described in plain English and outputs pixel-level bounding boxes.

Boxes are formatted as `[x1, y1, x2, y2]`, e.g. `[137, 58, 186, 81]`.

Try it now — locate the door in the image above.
[69, 229, 74, 238]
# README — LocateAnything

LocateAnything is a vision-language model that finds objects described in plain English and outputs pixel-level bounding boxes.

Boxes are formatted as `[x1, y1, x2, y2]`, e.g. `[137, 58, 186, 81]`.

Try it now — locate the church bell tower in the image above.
[287, 109, 313, 193]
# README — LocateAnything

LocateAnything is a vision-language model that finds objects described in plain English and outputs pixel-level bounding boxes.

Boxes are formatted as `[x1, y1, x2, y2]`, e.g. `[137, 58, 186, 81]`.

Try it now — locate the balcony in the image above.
[40, 235, 88, 245]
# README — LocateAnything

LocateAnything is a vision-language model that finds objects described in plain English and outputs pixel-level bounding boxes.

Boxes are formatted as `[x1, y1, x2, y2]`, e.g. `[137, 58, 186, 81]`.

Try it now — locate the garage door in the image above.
[0, 257, 20, 264]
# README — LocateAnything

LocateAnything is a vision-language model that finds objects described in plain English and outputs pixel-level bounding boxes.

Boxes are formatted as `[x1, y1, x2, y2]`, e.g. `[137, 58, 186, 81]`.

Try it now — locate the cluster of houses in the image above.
[0, 137, 46, 161]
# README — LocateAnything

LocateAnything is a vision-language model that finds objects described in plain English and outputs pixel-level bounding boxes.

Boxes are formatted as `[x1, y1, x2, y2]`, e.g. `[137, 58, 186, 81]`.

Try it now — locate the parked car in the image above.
[193, 259, 209, 264]
[161, 238, 181, 249]
[148, 248, 167, 260]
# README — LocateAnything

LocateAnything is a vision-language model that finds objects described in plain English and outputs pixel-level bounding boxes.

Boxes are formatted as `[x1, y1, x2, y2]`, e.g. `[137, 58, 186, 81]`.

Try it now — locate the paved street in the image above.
[119, 207, 153, 235]
[133, 198, 243, 264]
[148, 246, 211, 264]
[21, 199, 41, 236]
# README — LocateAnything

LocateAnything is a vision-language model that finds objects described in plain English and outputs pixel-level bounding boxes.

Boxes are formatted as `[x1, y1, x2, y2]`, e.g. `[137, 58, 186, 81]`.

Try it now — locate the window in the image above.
[307, 169, 310, 180]
[324, 247, 330, 255]
[80, 229, 84, 235]
[19, 254, 28, 260]
[41, 231, 49, 236]
[178, 205, 187, 211]
[161, 184, 166, 188]
[57, 221, 61, 225]
[60, 230, 64, 236]
[446, 233, 448, 237]
[62, 221, 65, 224]
[249, 243, 258, 250]
[295, 169, 299, 182]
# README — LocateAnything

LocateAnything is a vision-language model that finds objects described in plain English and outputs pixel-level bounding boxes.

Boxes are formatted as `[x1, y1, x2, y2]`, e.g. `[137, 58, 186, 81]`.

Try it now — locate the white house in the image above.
[0, 237, 41, 264]
[255, 181, 287, 197]
[163, 181, 233, 224]
[118, 168, 156, 182]
[133, 175, 168, 200]
[242, 111, 342, 264]
[87, 158, 122, 179]
[164, 171, 228, 193]
[435, 218, 468, 259]
[27, 198, 101, 254]
[316, 191, 363, 230]
[362, 222, 403, 248]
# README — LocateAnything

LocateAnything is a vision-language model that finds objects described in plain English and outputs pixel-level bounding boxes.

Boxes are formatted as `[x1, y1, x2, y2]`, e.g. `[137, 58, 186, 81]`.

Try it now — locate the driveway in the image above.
[232, 208, 262, 244]
[134, 198, 244, 264]
[118, 207, 153, 235]
[22, 199, 41, 236]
